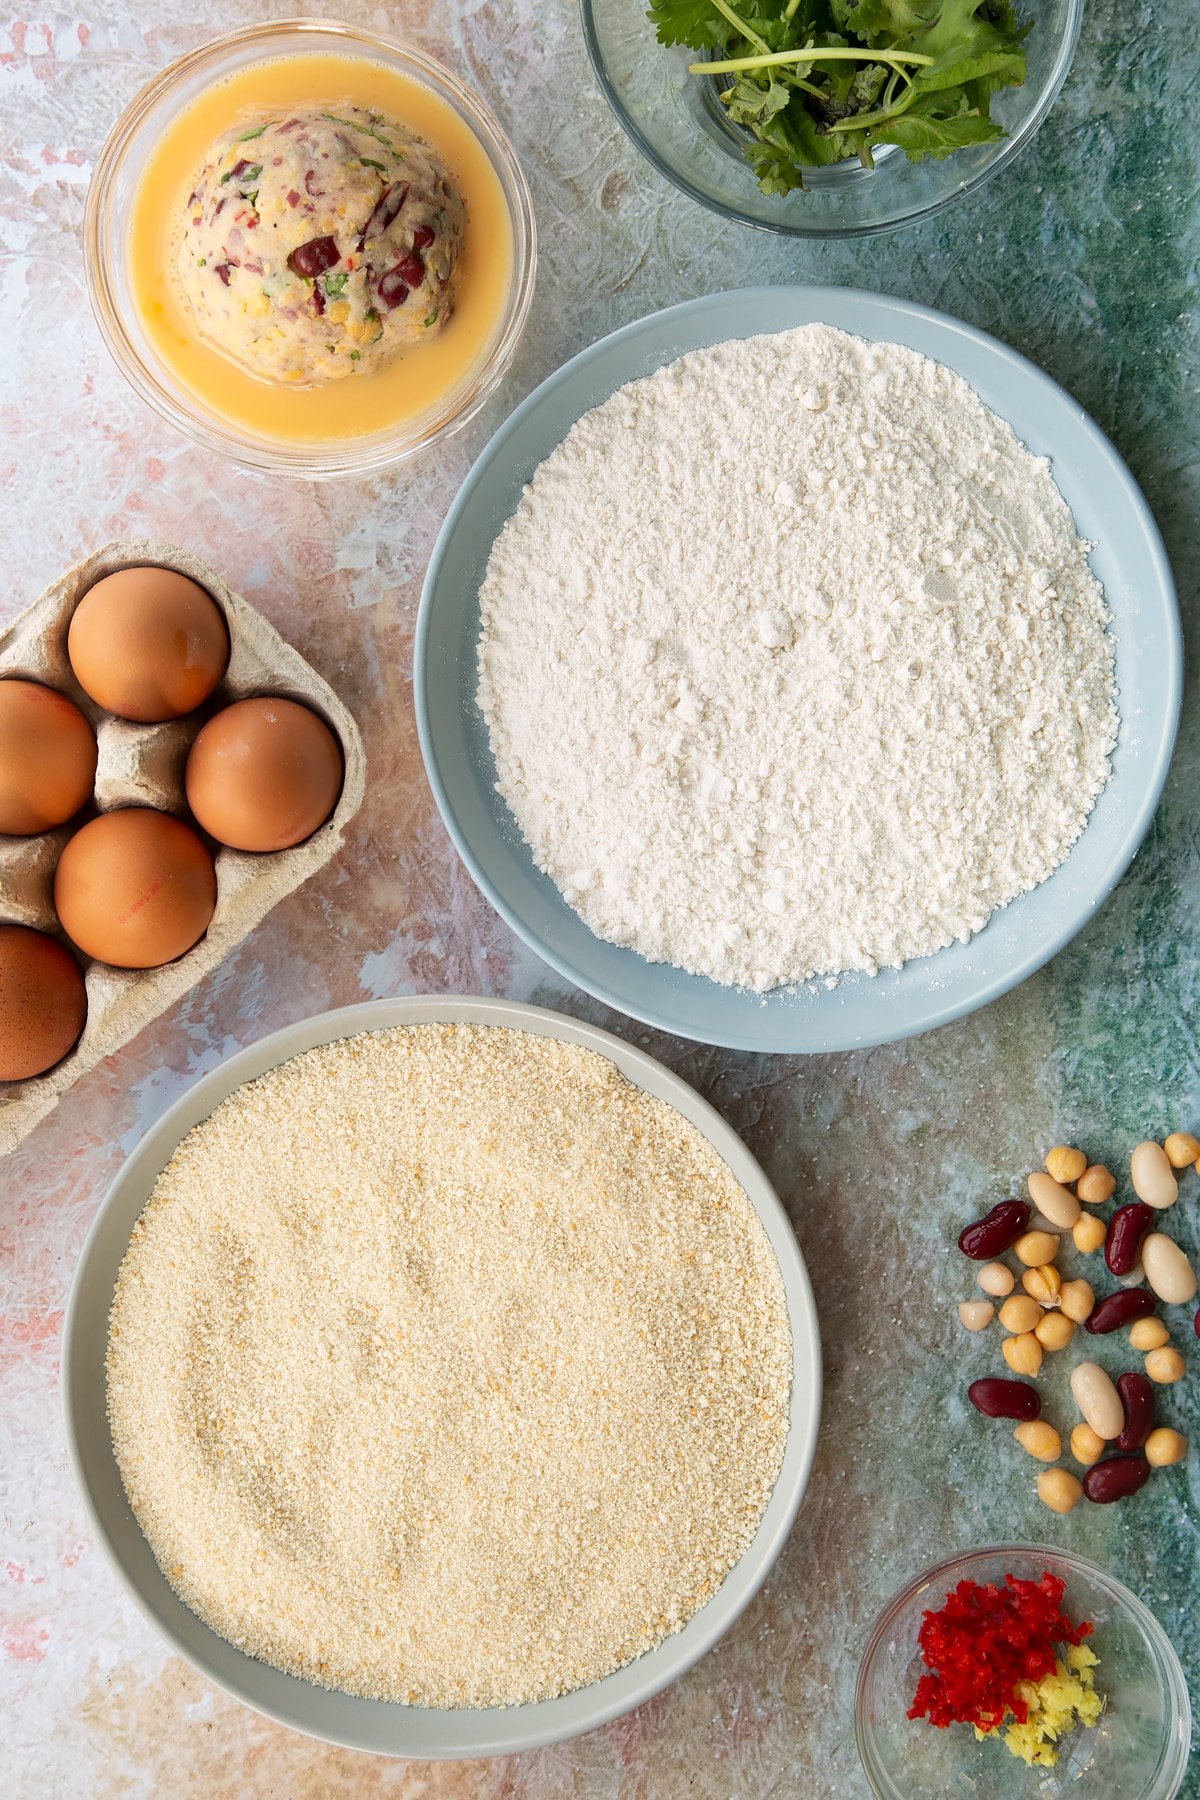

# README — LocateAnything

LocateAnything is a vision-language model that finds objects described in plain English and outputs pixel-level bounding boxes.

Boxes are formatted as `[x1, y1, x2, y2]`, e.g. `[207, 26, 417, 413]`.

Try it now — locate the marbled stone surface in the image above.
[1, 1, 1197, 1794]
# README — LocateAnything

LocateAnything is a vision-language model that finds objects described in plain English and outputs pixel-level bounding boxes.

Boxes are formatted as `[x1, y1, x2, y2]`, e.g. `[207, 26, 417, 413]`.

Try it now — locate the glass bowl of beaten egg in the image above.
[85, 18, 536, 477]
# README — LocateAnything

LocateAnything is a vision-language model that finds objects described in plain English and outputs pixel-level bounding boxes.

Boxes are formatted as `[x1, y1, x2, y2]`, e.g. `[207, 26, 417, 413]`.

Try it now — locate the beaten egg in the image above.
[0, 679, 97, 835]
[185, 697, 343, 851]
[54, 807, 217, 968]
[68, 567, 230, 722]
[0, 925, 88, 1081]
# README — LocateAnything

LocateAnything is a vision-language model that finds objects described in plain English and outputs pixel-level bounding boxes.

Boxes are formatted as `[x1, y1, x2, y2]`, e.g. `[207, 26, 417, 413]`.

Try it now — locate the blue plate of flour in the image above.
[415, 286, 1180, 1053]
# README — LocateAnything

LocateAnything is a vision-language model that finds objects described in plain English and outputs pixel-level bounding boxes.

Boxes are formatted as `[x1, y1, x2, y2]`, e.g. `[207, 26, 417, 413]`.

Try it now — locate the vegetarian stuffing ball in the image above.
[176, 106, 465, 384]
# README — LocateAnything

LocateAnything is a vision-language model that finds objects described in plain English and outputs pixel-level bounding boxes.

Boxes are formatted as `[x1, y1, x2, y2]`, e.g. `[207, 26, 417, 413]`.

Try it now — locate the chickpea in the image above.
[1060, 1278, 1095, 1324]
[1015, 1230, 1061, 1267]
[1072, 1213, 1107, 1255]
[977, 1261, 1016, 1298]
[1077, 1163, 1116, 1205]
[1045, 1146, 1087, 1185]
[1014, 1420, 1061, 1462]
[1128, 1317, 1170, 1351]
[999, 1295, 1042, 1335]
[1163, 1132, 1200, 1170]
[1070, 1422, 1105, 1466]
[1145, 1428, 1188, 1468]
[1023, 1264, 1061, 1305]
[958, 1300, 994, 1332]
[1035, 1311, 1075, 1352]
[1145, 1347, 1186, 1385]
[1003, 1331, 1044, 1376]
[1037, 1468, 1083, 1514]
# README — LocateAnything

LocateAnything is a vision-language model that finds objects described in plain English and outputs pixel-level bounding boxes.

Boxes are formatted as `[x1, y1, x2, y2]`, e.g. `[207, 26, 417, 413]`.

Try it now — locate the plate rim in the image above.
[415, 284, 1182, 1053]
[62, 992, 822, 1758]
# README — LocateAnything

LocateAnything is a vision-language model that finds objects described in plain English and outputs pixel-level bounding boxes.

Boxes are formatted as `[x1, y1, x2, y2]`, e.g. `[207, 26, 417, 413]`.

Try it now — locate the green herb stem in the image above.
[825, 70, 927, 133]
[708, 0, 769, 54]
[691, 46, 934, 75]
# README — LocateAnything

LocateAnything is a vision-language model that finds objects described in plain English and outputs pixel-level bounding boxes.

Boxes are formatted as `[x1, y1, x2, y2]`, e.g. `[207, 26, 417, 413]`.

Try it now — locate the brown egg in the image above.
[0, 924, 87, 1080]
[0, 679, 97, 835]
[185, 697, 343, 852]
[54, 808, 217, 968]
[67, 566, 230, 722]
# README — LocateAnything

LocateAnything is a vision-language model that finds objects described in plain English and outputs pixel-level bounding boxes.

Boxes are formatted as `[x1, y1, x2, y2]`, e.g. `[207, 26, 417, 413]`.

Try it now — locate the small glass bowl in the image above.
[581, 0, 1083, 237]
[855, 1545, 1192, 1800]
[84, 18, 536, 478]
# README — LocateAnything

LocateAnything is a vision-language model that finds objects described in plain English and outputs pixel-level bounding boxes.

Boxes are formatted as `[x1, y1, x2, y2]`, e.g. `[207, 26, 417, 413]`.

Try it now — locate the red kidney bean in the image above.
[412, 224, 435, 251]
[358, 180, 410, 249]
[1085, 1288, 1157, 1333]
[958, 1200, 1031, 1260]
[968, 1378, 1041, 1421]
[1115, 1373, 1155, 1451]
[1105, 1202, 1154, 1276]
[1082, 1455, 1151, 1504]
[393, 248, 426, 289]
[376, 268, 410, 309]
[1195, 1305, 1200, 1339]
[289, 234, 341, 278]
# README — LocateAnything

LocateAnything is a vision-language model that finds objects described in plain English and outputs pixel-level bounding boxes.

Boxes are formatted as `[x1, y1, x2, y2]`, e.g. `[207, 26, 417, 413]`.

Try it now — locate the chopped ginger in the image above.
[973, 1644, 1104, 1767]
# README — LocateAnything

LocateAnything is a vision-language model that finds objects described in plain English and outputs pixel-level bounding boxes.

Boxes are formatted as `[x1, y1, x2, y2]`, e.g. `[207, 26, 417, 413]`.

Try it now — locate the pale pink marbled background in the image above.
[3, 1, 1198, 1796]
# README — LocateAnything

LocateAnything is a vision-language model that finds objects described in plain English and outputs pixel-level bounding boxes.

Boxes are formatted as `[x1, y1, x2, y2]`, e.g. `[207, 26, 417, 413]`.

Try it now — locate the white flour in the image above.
[477, 326, 1118, 991]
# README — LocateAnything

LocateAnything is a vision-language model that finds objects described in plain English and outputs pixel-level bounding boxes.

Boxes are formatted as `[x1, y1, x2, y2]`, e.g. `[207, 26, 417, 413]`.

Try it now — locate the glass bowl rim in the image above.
[579, 0, 1086, 240]
[854, 1541, 1193, 1800]
[83, 16, 537, 479]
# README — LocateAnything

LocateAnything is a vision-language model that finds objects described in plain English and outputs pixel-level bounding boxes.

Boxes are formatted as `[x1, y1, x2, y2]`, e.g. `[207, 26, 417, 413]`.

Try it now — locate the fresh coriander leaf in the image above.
[350, 350, 361, 360]
[721, 76, 793, 129]
[915, 44, 1025, 92]
[908, 0, 1020, 60]
[873, 104, 1003, 156]
[846, 61, 889, 110]
[769, 96, 848, 167]
[647, 0, 738, 50]
[832, 0, 939, 38]
[424, 310, 439, 326]
[324, 273, 349, 296]
[358, 157, 389, 172]
[247, 190, 259, 210]
[236, 122, 272, 141]
[746, 137, 807, 194]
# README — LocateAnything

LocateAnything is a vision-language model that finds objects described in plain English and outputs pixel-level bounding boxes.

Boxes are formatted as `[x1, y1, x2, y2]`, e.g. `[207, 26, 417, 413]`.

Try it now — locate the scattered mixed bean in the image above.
[959, 1134, 1197, 1512]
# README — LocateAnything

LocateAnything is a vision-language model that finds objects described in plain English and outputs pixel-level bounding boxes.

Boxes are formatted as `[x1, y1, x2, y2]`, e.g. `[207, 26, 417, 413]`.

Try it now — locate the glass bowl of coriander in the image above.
[580, 0, 1084, 236]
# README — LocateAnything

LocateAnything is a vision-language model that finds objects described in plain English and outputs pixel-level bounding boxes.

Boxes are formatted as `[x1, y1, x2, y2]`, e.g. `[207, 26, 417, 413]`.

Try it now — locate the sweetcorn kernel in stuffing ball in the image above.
[176, 107, 465, 385]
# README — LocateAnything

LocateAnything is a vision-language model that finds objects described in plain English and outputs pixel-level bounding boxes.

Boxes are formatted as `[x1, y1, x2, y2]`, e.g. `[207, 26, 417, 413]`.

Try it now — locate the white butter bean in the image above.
[1130, 1140, 1178, 1209]
[958, 1300, 995, 1331]
[977, 1262, 1015, 1298]
[1142, 1232, 1198, 1305]
[1070, 1361, 1124, 1440]
[1027, 1170, 1081, 1229]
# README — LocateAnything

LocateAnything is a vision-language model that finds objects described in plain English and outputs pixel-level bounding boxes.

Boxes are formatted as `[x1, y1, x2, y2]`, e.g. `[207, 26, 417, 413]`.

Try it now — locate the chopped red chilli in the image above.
[908, 1572, 1093, 1732]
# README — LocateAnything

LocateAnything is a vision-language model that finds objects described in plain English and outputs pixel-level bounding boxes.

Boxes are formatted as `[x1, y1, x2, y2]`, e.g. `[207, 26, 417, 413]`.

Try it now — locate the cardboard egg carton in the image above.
[0, 540, 366, 1155]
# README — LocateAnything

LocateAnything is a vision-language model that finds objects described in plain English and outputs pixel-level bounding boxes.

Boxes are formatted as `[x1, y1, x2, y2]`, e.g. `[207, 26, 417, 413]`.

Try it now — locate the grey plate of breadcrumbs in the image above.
[66, 998, 820, 1756]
